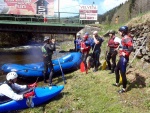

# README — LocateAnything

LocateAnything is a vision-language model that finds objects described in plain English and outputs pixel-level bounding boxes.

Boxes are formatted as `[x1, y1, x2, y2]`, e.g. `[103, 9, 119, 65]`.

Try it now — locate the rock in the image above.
[143, 33, 148, 37]
[78, 25, 101, 37]
[141, 48, 147, 55]
[136, 53, 143, 59]
[143, 55, 149, 61]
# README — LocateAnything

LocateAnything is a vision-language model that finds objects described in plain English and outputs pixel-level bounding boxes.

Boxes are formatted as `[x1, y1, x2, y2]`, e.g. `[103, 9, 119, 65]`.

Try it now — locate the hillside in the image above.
[98, 0, 150, 24]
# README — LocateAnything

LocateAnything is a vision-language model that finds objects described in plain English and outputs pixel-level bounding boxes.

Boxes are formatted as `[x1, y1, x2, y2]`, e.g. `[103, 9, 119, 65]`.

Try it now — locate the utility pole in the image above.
[58, 0, 60, 23]
[92, 2, 95, 6]
[92, 1, 95, 24]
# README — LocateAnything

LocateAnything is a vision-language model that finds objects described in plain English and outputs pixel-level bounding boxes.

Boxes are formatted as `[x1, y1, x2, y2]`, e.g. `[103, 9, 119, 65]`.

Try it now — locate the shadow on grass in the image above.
[16, 92, 69, 113]
[127, 73, 146, 92]
[36, 91, 69, 113]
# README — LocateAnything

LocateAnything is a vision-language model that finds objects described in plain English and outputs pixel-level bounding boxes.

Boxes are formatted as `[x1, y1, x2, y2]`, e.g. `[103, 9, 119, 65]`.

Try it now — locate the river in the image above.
[0, 47, 43, 82]
[0, 44, 72, 83]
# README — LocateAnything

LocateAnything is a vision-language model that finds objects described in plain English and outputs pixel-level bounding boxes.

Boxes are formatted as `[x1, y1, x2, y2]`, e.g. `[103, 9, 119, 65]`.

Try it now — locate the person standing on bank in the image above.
[0, 72, 36, 101]
[113, 26, 133, 93]
[92, 31, 104, 72]
[74, 33, 82, 52]
[42, 36, 56, 86]
[80, 35, 91, 74]
[106, 30, 120, 74]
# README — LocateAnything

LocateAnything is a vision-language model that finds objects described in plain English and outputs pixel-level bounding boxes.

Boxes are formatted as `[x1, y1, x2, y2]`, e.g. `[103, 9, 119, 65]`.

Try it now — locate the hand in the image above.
[43, 55, 47, 57]
[51, 39, 55, 43]
[93, 35, 95, 38]
[81, 48, 84, 50]
[28, 82, 37, 88]
[24, 91, 35, 98]
[122, 52, 125, 56]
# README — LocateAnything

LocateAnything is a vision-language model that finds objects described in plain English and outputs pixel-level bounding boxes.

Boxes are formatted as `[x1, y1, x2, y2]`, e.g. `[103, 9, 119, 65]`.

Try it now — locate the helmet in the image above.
[109, 30, 115, 35]
[77, 33, 80, 37]
[93, 31, 98, 35]
[119, 26, 128, 34]
[6, 72, 18, 81]
[85, 32, 89, 35]
[43, 36, 50, 42]
[83, 35, 88, 40]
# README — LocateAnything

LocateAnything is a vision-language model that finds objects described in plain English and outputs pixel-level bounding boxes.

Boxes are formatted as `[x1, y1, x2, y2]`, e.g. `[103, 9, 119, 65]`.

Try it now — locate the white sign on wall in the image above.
[79, 5, 98, 20]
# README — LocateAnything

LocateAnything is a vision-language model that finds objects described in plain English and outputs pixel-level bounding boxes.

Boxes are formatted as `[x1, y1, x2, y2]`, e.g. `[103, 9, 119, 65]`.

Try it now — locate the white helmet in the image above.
[77, 33, 80, 37]
[43, 36, 50, 42]
[6, 72, 18, 81]
[93, 31, 98, 35]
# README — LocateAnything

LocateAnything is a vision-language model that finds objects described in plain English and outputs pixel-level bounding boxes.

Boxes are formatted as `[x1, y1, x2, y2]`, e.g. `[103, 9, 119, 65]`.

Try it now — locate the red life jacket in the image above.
[108, 36, 119, 48]
[80, 41, 90, 54]
[119, 35, 133, 57]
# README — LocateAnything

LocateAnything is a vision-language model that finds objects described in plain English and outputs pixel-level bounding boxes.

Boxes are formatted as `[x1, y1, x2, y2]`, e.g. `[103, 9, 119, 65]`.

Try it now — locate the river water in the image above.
[0, 44, 71, 83]
[0, 47, 43, 82]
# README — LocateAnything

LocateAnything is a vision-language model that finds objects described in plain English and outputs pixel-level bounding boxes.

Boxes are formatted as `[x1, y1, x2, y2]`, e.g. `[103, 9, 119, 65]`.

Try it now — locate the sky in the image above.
[54, 0, 128, 17]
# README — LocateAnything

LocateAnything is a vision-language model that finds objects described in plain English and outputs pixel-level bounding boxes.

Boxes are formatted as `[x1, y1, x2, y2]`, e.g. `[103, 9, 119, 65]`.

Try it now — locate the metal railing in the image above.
[0, 12, 81, 24]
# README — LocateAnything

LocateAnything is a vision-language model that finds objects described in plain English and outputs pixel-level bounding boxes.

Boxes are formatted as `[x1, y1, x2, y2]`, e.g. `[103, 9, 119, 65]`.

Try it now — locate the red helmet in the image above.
[83, 35, 88, 40]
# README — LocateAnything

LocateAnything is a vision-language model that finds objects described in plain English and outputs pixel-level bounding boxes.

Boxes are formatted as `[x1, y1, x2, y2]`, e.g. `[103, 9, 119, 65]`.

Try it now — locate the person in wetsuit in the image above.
[80, 35, 91, 74]
[113, 26, 133, 93]
[106, 30, 120, 74]
[92, 31, 104, 72]
[42, 36, 56, 86]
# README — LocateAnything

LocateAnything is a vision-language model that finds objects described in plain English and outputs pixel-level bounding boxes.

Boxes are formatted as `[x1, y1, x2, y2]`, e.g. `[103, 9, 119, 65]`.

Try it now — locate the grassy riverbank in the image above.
[20, 63, 150, 113]
[19, 38, 150, 113]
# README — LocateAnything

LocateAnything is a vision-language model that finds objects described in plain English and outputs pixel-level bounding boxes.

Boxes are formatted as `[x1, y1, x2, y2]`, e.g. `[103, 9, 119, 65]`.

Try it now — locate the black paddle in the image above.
[58, 58, 67, 84]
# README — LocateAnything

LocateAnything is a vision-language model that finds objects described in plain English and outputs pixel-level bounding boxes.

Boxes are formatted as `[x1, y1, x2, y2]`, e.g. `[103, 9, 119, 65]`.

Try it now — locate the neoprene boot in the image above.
[43, 73, 48, 83]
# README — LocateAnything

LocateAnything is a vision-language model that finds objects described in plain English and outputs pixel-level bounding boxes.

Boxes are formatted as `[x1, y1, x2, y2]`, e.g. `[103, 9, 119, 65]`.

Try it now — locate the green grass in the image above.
[20, 67, 150, 113]
[90, 23, 125, 36]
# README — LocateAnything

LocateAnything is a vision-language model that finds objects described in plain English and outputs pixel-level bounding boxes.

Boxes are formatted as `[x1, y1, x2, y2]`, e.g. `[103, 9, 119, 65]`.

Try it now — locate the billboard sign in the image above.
[0, 0, 54, 16]
[79, 5, 98, 20]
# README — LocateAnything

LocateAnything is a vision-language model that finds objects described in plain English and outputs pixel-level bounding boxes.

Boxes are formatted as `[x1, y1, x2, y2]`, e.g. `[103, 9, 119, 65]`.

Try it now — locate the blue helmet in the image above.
[85, 32, 89, 35]
[119, 26, 128, 34]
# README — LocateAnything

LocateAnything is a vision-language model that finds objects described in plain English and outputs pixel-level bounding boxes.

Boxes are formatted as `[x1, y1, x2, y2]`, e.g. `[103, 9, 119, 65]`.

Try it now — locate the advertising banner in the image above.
[0, 0, 54, 16]
[79, 5, 98, 20]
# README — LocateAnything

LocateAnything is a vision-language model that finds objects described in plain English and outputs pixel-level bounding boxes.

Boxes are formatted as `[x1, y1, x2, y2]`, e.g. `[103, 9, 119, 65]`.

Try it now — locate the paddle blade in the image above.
[119, 74, 122, 84]
[80, 62, 85, 72]
[102, 60, 107, 70]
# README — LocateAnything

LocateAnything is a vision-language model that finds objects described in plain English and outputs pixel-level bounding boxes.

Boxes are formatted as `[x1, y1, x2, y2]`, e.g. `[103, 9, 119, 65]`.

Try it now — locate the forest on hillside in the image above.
[97, 0, 150, 24]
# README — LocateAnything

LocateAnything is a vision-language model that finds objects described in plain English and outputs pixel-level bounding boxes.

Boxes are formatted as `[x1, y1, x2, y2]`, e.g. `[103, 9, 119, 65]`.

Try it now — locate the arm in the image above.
[121, 38, 133, 57]
[93, 35, 99, 44]
[12, 83, 28, 92]
[47, 42, 56, 51]
[124, 41, 133, 56]
[1, 84, 24, 101]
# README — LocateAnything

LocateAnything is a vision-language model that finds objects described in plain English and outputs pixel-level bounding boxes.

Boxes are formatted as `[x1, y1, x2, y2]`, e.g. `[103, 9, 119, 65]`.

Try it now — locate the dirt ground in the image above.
[126, 58, 150, 88]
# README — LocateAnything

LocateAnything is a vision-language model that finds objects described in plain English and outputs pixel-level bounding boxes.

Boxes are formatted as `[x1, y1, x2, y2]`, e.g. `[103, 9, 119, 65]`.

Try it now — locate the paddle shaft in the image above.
[58, 58, 66, 84]
[127, 37, 147, 71]
[56, 50, 66, 84]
